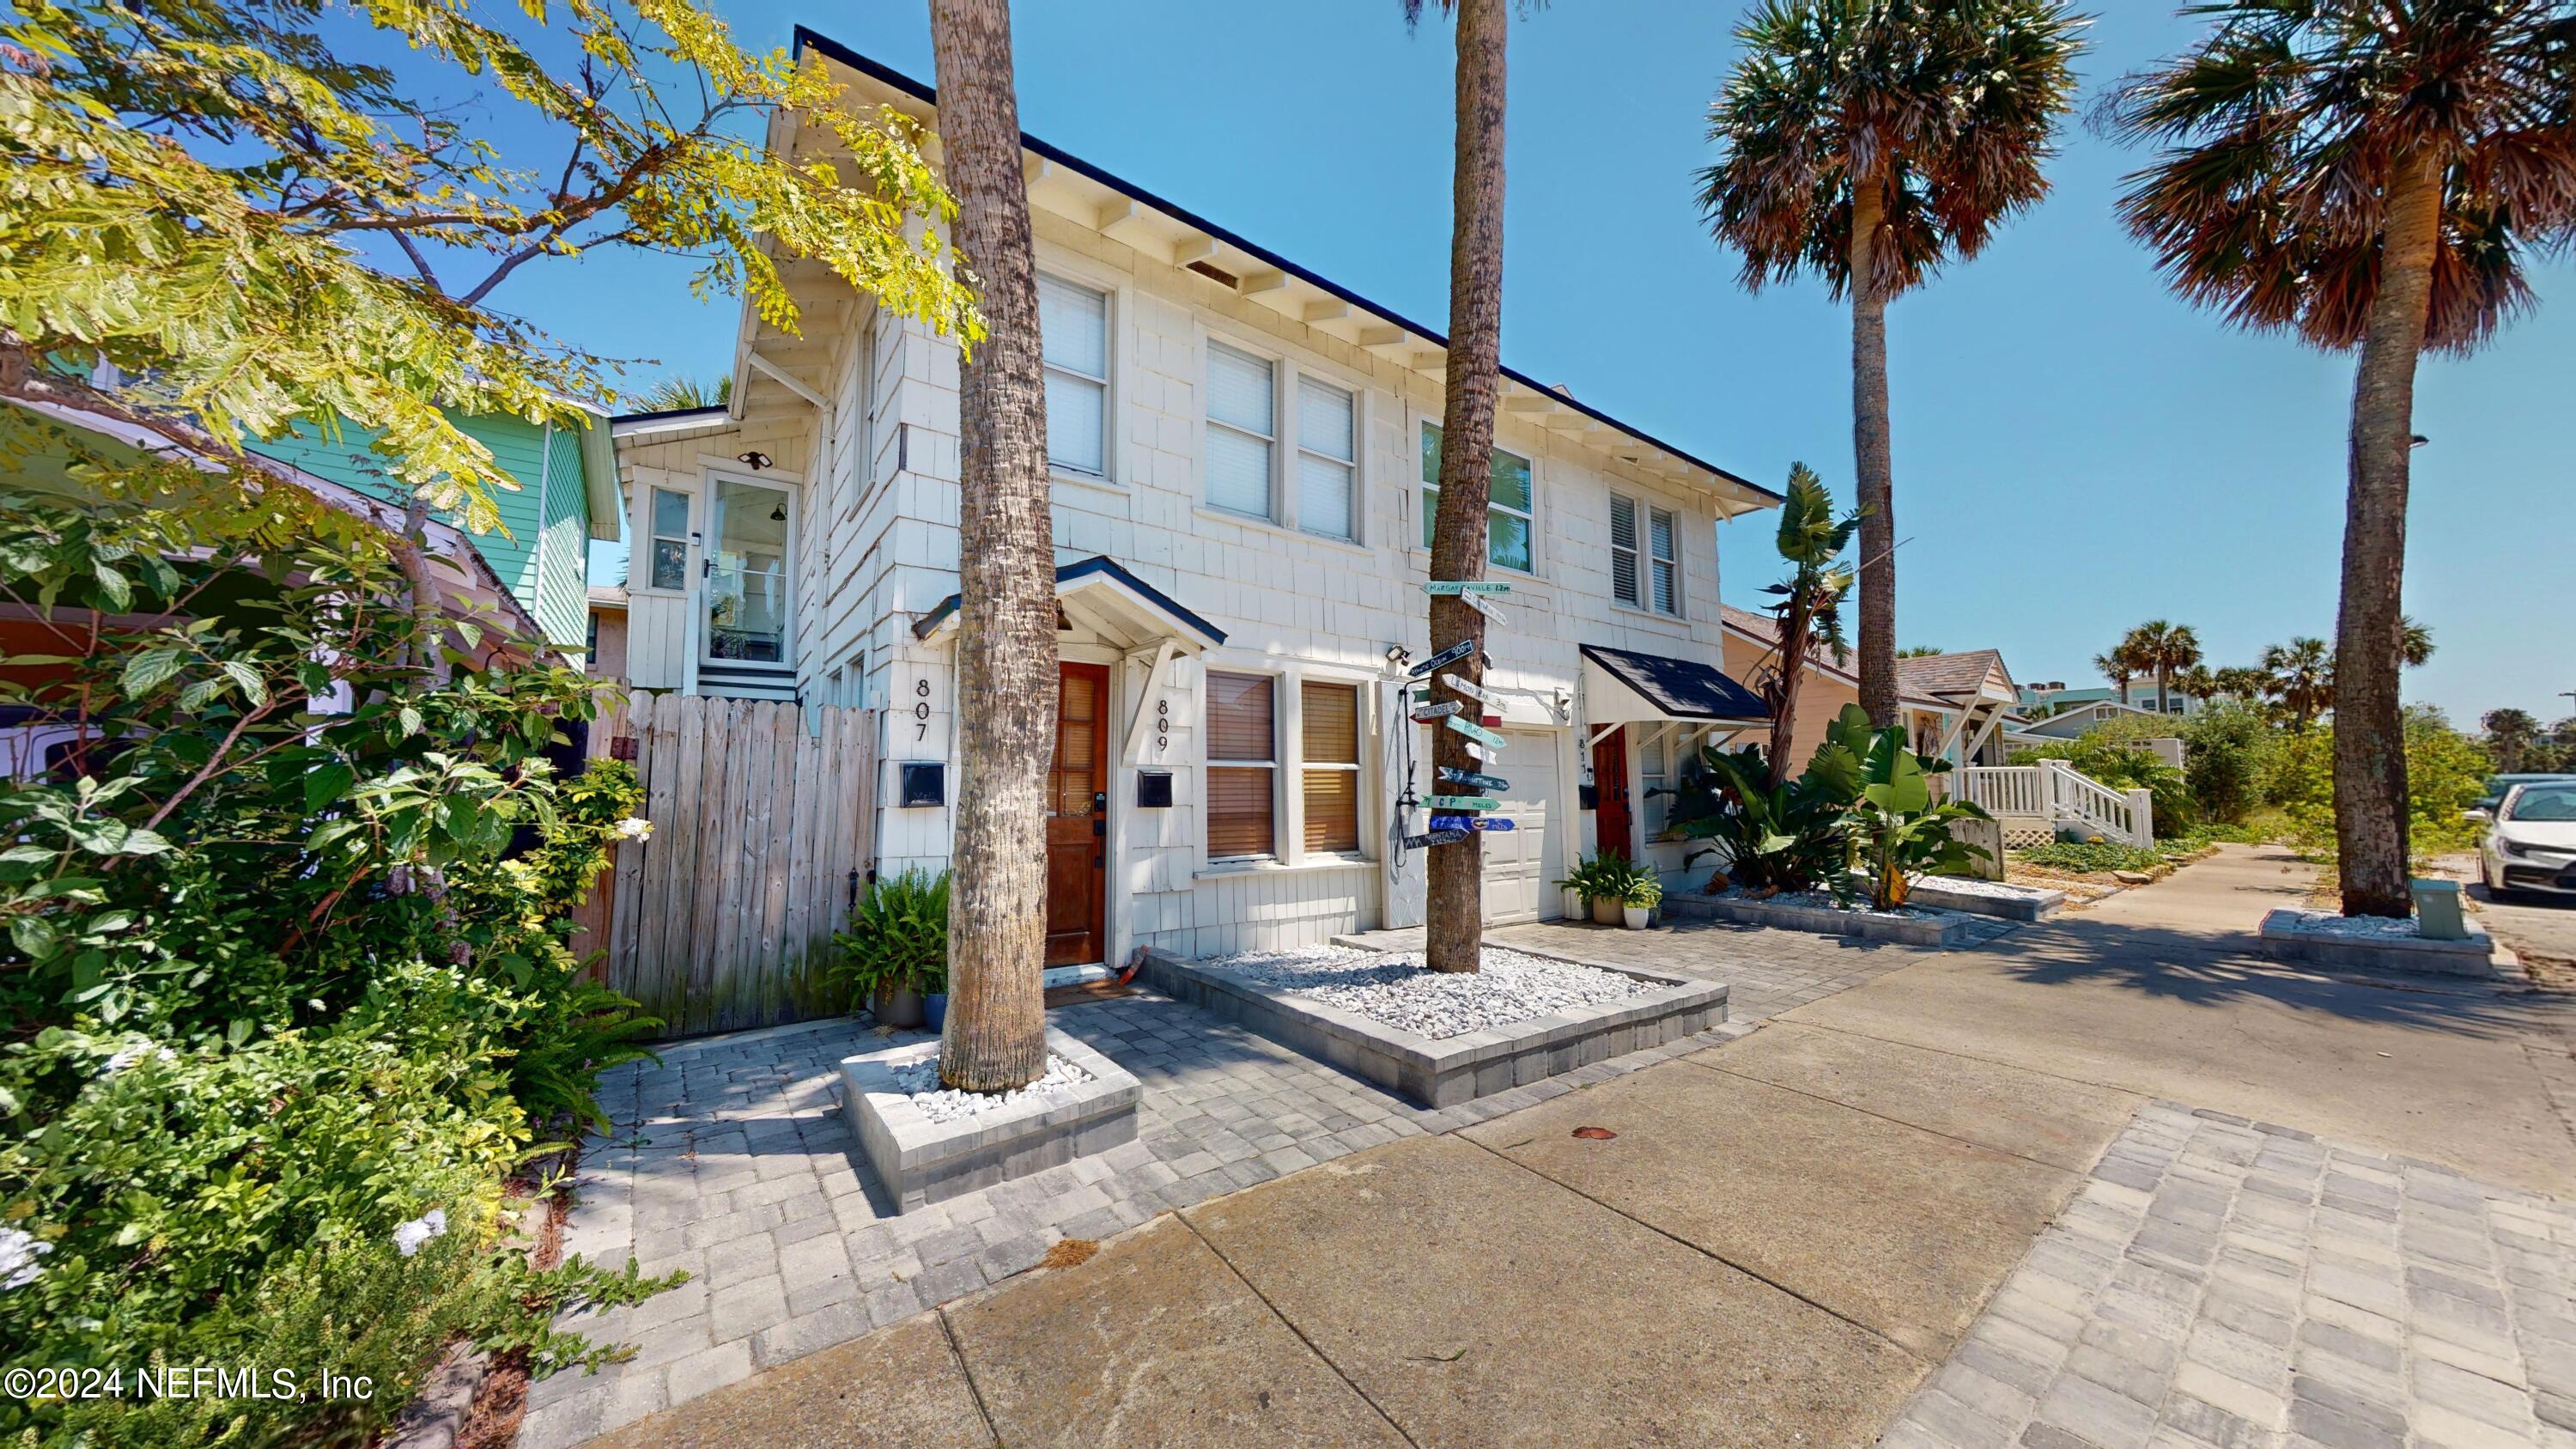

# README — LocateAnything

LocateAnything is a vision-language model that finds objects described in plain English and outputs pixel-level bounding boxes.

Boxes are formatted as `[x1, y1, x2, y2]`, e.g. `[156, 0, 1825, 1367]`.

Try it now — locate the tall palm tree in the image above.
[2127, 619, 2202, 714]
[2263, 637, 2336, 731]
[2095, 643, 2142, 703]
[2103, 0, 2576, 916]
[2172, 663, 2218, 707]
[2211, 665, 2273, 705]
[928, 0, 1052, 1090]
[2483, 708, 2541, 773]
[2399, 614, 2437, 667]
[1700, 0, 2084, 728]
[634, 374, 732, 411]
[1412, 0, 1513, 975]
[1753, 463, 1861, 784]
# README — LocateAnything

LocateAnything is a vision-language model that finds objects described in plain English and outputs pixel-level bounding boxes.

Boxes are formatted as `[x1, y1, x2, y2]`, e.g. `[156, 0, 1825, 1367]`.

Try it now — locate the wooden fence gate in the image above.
[573, 694, 877, 1038]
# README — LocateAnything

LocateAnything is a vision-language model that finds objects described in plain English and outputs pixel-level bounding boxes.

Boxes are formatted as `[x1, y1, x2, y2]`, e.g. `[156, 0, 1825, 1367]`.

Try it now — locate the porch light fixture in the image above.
[737, 450, 773, 472]
[1383, 644, 1411, 669]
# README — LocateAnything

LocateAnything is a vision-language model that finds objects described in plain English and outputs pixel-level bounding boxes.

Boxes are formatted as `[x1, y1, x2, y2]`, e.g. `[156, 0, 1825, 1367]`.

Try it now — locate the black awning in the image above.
[1580, 643, 1770, 723]
[912, 555, 1227, 648]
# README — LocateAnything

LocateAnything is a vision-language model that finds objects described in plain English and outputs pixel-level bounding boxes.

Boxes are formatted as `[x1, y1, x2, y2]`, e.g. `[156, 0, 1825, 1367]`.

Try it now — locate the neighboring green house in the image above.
[250, 404, 620, 656]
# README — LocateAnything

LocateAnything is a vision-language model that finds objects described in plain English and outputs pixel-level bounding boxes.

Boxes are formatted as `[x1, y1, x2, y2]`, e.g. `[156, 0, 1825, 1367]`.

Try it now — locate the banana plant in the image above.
[1658, 740, 1852, 893]
[1813, 704, 1992, 908]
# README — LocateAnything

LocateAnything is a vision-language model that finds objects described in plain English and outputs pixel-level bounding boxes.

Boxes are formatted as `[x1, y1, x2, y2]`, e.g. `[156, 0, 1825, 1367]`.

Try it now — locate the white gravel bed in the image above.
[2271, 910, 2426, 939]
[1913, 875, 2054, 901]
[1718, 886, 1941, 921]
[887, 1052, 1094, 1124]
[1216, 944, 1653, 1040]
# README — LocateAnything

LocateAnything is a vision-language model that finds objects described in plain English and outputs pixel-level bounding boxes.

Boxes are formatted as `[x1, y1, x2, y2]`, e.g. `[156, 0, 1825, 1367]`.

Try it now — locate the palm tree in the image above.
[1410, 0, 1513, 975]
[2399, 615, 2436, 667]
[2102, 0, 2576, 916]
[2483, 708, 2541, 773]
[1897, 644, 1946, 658]
[1752, 463, 1861, 784]
[2094, 643, 2143, 703]
[2128, 619, 2202, 714]
[2211, 665, 2273, 705]
[2263, 637, 2336, 731]
[634, 374, 732, 411]
[928, 0, 1052, 1090]
[2172, 664, 2218, 708]
[1700, 0, 2084, 728]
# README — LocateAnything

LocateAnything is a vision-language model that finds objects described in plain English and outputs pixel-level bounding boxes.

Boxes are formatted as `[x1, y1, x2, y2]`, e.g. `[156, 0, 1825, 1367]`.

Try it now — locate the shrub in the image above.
[2017, 841, 2167, 874]
[1659, 742, 1850, 893]
[834, 868, 951, 1001]
[2269, 706, 2491, 861]
[2008, 734, 2197, 836]
[2178, 703, 2282, 823]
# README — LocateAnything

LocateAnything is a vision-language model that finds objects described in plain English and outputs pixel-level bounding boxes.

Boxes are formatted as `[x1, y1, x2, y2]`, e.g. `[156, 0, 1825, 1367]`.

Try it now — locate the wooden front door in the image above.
[1592, 731, 1633, 861]
[1044, 662, 1110, 967]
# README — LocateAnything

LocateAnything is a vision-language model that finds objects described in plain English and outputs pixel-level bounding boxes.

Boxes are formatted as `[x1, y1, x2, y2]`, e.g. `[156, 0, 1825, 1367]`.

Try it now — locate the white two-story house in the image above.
[606, 29, 1782, 978]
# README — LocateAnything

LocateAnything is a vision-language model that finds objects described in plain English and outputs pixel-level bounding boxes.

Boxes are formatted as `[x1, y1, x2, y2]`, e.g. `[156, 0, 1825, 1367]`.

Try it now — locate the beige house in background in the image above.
[1717, 605, 2019, 770]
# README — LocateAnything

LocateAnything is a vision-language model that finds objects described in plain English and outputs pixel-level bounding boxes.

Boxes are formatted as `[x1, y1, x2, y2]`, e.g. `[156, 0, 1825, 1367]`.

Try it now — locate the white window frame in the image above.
[1610, 491, 1683, 618]
[1038, 271, 1113, 482]
[641, 485, 693, 596]
[1203, 338, 1282, 522]
[1294, 676, 1365, 859]
[1292, 374, 1360, 544]
[697, 465, 798, 670]
[1649, 503, 1680, 617]
[1203, 667, 1282, 863]
[1419, 419, 1537, 575]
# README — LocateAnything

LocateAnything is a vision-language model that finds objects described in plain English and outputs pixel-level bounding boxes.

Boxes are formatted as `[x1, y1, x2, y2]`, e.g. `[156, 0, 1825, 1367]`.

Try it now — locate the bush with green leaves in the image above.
[2015, 840, 2169, 874]
[2007, 734, 2197, 837]
[1806, 705, 1992, 908]
[833, 868, 951, 1001]
[2270, 706, 2492, 863]
[2178, 702, 2284, 824]
[0, 438, 665, 1440]
[1658, 742, 1852, 893]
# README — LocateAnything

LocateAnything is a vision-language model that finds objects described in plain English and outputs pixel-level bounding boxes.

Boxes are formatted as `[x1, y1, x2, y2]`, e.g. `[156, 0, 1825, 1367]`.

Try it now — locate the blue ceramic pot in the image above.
[923, 991, 949, 1032]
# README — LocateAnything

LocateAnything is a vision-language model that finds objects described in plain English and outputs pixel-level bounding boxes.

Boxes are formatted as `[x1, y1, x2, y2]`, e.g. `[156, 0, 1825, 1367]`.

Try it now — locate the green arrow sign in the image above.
[1422, 581, 1513, 595]
[1430, 795, 1499, 811]
[1445, 715, 1504, 749]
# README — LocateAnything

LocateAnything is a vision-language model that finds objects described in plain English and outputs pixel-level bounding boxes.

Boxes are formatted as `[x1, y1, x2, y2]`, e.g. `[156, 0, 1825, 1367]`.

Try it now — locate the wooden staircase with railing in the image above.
[1953, 759, 2154, 849]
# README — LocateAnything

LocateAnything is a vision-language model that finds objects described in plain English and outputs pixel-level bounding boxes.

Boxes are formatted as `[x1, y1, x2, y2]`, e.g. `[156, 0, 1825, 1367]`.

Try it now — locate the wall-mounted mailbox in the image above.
[898, 761, 945, 807]
[1136, 770, 1174, 809]
[1578, 783, 1600, 810]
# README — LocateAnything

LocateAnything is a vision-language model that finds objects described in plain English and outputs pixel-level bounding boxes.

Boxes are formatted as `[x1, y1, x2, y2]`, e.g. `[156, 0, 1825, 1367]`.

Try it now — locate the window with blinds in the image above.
[1206, 343, 1276, 519]
[1419, 423, 1534, 571]
[1206, 671, 1276, 858]
[1299, 681, 1360, 853]
[1611, 493, 1681, 616]
[1296, 377, 1356, 540]
[1039, 274, 1109, 477]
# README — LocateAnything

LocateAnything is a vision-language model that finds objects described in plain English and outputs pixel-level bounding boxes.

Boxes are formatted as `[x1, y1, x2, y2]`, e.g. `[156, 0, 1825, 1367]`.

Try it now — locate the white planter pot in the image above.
[1622, 904, 1649, 930]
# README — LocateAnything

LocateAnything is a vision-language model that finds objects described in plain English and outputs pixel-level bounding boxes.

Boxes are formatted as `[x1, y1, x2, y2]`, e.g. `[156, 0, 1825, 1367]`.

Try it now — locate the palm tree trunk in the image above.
[1423, 0, 1508, 975]
[2156, 666, 2169, 715]
[929, 0, 1054, 1087]
[2334, 150, 2442, 920]
[1848, 173, 1897, 728]
[1768, 601, 1808, 787]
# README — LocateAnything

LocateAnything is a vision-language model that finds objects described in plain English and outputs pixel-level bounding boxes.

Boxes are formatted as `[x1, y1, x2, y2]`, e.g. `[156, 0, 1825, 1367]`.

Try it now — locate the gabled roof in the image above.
[1896, 648, 2015, 701]
[914, 556, 1227, 650]
[1579, 644, 1768, 724]
[1716, 604, 1952, 710]
[785, 26, 1780, 515]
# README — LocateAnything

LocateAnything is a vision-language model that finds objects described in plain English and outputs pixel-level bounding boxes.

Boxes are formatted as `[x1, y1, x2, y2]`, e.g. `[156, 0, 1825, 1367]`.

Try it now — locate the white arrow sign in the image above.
[1462, 739, 1498, 764]
[1461, 591, 1507, 624]
[1439, 673, 1495, 708]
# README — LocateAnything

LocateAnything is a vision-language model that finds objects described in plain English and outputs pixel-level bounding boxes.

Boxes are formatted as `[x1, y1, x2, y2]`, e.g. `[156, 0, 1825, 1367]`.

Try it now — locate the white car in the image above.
[2482, 780, 2576, 901]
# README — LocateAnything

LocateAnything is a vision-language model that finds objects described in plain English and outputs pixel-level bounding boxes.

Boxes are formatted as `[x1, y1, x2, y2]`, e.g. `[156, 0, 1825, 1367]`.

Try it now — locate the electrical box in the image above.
[898, 761, 945, 807]
[1136, 770, 1174, 809]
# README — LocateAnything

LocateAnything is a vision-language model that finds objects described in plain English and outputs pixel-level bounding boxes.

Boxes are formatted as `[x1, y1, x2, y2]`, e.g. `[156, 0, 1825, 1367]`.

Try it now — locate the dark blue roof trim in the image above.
[787, 26, 1781, 508]
[913, 555, 1228, 647]
[1579, 643, 1770, 723]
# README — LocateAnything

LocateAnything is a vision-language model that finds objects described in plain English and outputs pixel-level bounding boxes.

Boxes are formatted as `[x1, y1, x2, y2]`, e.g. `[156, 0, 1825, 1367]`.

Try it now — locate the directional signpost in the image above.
[1402, 828, 1471, 849]
[1437, 766, 1509, 791]
[1438, 673, 1494, 708]
[1412, 580, 1516, 854]
[1461, 591, 1506, 625]
[1444, 715, 1504, 749]
[1429, 794, 1499, 812]
[1431, 814, 1516, 832]
[1406, 639, 1474, 679]
[1422, 581, 1512, 595]
[1409, 699, 1463, 722]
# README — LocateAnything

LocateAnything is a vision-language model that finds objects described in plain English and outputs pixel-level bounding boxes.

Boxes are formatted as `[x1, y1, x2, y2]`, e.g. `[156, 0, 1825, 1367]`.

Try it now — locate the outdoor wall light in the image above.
[1383, 644, 1411, 668]
[737, 450, 773, 471]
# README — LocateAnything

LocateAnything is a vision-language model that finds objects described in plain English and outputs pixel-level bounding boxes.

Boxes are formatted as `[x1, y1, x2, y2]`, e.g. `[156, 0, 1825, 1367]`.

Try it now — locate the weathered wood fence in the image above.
[572, 695, 877, 1038]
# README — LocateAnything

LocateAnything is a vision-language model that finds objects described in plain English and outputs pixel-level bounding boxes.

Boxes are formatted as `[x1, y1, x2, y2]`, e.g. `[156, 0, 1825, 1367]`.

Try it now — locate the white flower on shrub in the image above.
[99, 1038, 177, 1078]
[392, 1208, 449, 1258]
[614, 817, 653, 842]
[0, 1227, 50, 1290]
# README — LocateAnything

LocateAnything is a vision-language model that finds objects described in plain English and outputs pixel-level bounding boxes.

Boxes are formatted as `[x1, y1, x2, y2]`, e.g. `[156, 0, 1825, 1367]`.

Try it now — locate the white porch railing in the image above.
[1956, 760, 2154, 849]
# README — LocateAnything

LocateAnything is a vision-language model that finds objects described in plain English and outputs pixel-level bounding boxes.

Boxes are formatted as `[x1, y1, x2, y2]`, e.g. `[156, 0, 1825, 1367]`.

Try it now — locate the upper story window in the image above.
[1419, 423, 1533, 572]
[1296, 377, 1357, 541]
[1611, 494, 1680, 615]
[1039, 274, 1109, 477]
[1206, 343, 1277, 520]
[1206, 670, 1277, 859]
[647, 487, 690, 591]
[1299, 680, 1360, 853]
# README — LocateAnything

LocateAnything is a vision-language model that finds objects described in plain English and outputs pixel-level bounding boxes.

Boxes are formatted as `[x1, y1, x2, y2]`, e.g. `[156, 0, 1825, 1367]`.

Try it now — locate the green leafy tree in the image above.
[1807, 704, 1991, 907]
[2101, 0, 2576, 916]
[2180, 702, 2283, 824]
[1700, 0, 2084, 728]
[1747, 462, 1862, 784]
[0, 0, 979, 533]
[2482, 708, 2542, 772]
[635, 374, 735, 411]
[2211, 665, 2275, 706]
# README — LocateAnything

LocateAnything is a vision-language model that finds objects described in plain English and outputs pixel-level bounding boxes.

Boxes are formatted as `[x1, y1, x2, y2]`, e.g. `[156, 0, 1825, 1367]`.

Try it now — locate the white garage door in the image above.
[1479, 728, 1560, 924]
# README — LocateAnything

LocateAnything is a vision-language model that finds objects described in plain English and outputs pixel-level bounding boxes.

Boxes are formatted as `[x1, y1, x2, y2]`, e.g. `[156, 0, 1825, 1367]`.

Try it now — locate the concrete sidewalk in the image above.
[576, 849, 2576, 1447]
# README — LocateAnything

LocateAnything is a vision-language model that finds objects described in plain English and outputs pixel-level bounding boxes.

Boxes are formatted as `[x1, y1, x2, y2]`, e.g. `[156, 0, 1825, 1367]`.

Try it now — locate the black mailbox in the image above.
[1136, 770, 1174, 809]
[899, 761, 945, 807]
[1578, 783, 1600, 810]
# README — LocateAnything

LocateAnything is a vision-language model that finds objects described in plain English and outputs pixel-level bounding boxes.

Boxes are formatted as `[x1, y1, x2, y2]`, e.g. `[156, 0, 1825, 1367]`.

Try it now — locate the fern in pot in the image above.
[834, 868, 950, 1030]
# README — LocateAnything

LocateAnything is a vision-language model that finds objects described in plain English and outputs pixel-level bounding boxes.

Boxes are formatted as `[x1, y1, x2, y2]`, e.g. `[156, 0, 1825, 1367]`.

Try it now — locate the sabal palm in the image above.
[635, 374, 731, 411]
[2103, 0, 2576, 915]
[1756, 462, 1862, 783]
[2399, 614, 2436, 667]
[1699, 0, 2084, 728]
[2212, 665, 2273, 703]
[2263, 637, 2336, 730]
[2126, 619, 2202, 713]
[2094, 646, 2140, 699]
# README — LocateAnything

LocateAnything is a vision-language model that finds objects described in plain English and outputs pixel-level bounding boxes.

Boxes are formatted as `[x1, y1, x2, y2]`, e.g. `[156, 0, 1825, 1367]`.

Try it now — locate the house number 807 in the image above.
[914, 679, 932, 740]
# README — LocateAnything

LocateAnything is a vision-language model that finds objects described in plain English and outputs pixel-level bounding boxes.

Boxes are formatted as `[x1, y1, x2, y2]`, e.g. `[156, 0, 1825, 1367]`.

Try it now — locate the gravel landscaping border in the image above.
[2257, 907, 2504, 978]
[1899, 875, 2068, 922]
[1140, 943, 1727, 1108]
[840, 1028, 1140, 1212]
[1663, 889, 1977, 947]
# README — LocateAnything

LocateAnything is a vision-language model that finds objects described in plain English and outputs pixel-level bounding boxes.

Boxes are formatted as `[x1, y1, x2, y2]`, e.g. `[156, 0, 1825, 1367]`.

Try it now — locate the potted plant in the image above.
[1623, 874, 1662, 929]
[833, 868, 950, 1031]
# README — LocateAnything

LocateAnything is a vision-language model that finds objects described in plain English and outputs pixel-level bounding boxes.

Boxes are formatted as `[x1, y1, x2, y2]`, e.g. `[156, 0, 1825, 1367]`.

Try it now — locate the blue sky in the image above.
[484, 0, 2575, 727]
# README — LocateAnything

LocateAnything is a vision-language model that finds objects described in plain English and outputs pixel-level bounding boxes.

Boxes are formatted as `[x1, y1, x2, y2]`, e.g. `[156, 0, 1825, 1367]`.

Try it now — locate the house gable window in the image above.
[1299, 680, 1360, 853]
[647, 487, 690, 592]
[1039, 274, 1109, 477]
[1206, 670, 1277, 859]
[1205, 343, 1277, 520]
[1296, 377, 1357, 541]
[1612, 494, 1681, 615]
[1419, 422, 1533, 572]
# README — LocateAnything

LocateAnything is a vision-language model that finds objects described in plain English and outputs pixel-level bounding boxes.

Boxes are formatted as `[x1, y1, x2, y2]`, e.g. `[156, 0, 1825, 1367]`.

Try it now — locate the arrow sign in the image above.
[1437, 766, 1510, 791]
[1410, 701, 1463, 721]
[1461, 592, 1507, 624]
[1431, 814, 1517, 832]
[1462, 740, 1498, 764]
[1423, 581, 1513, 595]
[1430, 794, 1499, 811]
[1402, 829, 1472, 849]
[1445, 715, 1504, 749]
[1439, 673, 1495, 707]
[1406, 639, 1474, 678]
